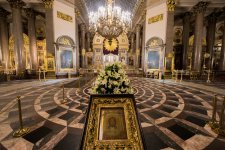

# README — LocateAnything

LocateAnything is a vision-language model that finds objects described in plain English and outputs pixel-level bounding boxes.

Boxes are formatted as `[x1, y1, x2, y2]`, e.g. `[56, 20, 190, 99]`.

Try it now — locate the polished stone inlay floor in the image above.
[0, 77, 225, 150]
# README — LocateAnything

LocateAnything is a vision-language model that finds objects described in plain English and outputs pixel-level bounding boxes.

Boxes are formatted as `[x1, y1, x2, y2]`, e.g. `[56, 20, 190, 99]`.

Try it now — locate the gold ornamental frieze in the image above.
[148, 14, 163, 24]
[57, 11, 73, 23]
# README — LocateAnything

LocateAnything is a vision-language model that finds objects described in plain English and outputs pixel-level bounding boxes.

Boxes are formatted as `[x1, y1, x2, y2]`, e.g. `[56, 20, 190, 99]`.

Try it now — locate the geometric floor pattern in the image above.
[0, 77, 225, 149]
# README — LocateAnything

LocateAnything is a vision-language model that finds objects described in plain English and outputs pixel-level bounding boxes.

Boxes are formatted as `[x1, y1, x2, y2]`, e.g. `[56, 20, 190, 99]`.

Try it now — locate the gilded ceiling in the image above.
[83, 0, 138, 13]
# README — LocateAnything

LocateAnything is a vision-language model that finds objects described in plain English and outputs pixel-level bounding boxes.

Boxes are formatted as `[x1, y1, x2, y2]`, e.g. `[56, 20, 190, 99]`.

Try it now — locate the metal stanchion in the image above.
[207, 69, 211, 83]
[61, 82, 67, 104]
[219, 96, 225, 129]
[43, 69, 46, 81]
[212, 94, 217, 123]
[68, 70, 71, 79]
[78, 75, 82, 92]
[175, 70, 178, 82]
[180, 70, 183, 82]
[13, 96, 30, 137]
[38, 69, 41, 81]
[209, 95, 225, 136]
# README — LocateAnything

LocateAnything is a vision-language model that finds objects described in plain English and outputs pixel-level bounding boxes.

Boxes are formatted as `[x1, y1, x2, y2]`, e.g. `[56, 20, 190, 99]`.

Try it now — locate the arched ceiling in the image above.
[83, 0, 138, 14]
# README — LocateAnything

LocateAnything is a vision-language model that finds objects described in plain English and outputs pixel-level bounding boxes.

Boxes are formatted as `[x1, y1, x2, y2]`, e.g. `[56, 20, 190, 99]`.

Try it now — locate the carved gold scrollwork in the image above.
[167, 0, 176, 11]
[42, 0, 54, 9]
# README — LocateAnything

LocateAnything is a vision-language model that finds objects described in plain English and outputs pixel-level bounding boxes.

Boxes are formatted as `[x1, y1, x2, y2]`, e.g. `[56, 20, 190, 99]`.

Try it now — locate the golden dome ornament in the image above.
[104, 38, 118, 52]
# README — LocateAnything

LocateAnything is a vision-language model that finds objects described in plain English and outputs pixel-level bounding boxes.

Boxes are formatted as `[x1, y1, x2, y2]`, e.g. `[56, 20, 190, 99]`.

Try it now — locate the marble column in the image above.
[86, 31, 91, 51]
[182, 12, 190, 70]
[42, 0, 55, 56]
[7, 0, 26, 74]
[135, 24, 141, 68]
[206, 13, 216, 70]
[130, 32, 135, 53]
[25, 8, 38, 71]
[165, 0, 175, 57]
[141, 23, 146, 70]
[80, 23, 86, 68]
[0, 7, 9, 71]
[192, 1, 208, 71]
[219, 15, 225, 70]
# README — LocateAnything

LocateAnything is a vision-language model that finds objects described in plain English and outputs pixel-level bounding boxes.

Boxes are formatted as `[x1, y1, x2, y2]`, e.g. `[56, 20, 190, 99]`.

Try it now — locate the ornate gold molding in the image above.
[42, 0, 54, 9]
[192, 1, 209, 14]
[7, 0, 25, 8]
[167, 0, 176, 12]
[148, 14, 163, 24]
[57, 11, 73, 22]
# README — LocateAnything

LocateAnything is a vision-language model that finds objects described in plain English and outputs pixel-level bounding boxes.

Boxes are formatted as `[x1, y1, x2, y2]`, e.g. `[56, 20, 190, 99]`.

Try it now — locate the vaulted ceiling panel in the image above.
[83, 0, 138, 13]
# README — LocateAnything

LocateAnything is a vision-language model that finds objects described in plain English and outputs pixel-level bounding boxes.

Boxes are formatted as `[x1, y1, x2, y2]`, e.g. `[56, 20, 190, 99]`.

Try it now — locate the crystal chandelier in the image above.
[89, 0, 132, 42]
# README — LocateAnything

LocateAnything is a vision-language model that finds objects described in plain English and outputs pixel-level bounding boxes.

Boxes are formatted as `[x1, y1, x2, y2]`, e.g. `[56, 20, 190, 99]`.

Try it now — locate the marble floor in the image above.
[0, 77, 225, 150]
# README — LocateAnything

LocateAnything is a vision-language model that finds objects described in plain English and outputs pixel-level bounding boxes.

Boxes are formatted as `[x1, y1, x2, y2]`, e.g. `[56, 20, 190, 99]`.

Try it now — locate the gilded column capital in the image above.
[167, 0, 176, 12]
[42, 0, 54, 9]
[7, 0, 25, 8]
[0, 7, 10, 18]
[80, 23, 86, 31]
[86, 31, 90, 38]
[130, 32, 135, 39]
[192, 1, 209, 14]
[183, 12, 191, 22]
[24, 8, 35, 18]
[136, 24, 141, 32]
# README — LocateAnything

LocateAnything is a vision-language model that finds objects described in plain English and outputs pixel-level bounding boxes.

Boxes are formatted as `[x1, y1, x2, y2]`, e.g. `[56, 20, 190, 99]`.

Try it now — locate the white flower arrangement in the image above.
[90, 62, 134, 94]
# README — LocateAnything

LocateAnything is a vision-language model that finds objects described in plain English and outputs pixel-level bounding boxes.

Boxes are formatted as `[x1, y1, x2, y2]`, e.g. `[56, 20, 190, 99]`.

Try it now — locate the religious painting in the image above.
[81, 95, 145, 149]
[99, 108, 127, 140]
[148, 51, 160, 69]
[129, 56, 134, 66]
[47, 57, 55, 71]
[87, 56, 92, 65]
[60, 50, 73, 69]
[165, 57, 172, 71]
[38, 52, 45, 67]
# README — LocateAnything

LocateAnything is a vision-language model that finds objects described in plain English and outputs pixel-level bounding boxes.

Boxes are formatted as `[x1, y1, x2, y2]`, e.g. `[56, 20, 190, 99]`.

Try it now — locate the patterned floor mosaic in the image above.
[0, 77, 225, 150]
